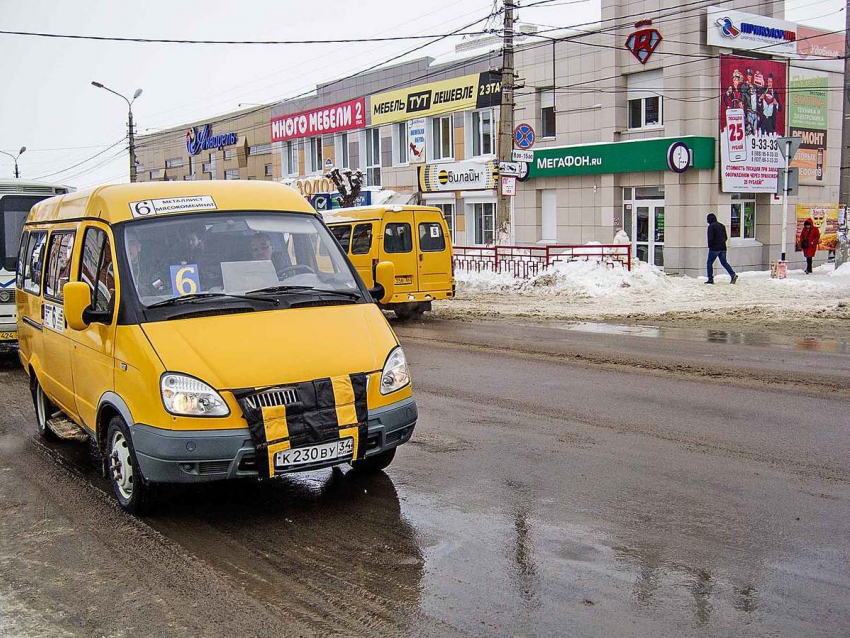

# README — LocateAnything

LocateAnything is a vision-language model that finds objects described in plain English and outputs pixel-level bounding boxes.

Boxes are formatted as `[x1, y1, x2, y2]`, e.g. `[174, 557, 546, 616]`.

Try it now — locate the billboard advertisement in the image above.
[270, 98, 366, 143]
[789, 67, 829, 185]
[719, 55, 787, 193]
[795, 203, 839, 253]
[707, 6, 797, 58]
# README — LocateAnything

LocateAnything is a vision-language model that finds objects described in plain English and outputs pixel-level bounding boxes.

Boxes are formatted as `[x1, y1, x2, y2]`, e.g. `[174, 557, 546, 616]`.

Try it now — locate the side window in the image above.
[384, 223, 412, 254]
[44, 232, 76, 301]
[330, 224, 352, 253]
[351, 223, 373, 255]
[79, 228, 114, 313]
[419, 222, 446, 252]
[15, 230, 29, 289]
[22, 231, 47, 295]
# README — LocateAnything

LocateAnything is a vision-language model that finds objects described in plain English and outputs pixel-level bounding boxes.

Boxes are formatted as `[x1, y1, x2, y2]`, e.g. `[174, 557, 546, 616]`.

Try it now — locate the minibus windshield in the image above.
[122, 211, 361, 307]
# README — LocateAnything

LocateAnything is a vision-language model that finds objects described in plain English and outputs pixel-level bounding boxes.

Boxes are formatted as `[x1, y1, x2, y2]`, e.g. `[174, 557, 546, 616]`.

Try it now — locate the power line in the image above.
[0, 28, 496, 46]
[31, 138, 127, 180]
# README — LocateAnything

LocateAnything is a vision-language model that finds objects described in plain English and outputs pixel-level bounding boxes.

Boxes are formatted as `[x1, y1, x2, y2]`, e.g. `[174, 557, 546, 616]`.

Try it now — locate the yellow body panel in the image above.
[325, 205, 455, 304]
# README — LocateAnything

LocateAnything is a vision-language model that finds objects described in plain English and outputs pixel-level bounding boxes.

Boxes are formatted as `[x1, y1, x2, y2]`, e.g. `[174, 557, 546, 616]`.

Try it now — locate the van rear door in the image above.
[381, 216, 418, 295]
[414, 210, 451, 292]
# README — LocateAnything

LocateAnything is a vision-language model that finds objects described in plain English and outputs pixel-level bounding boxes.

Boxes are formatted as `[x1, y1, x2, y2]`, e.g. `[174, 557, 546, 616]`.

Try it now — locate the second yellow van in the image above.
[324, 205, 454, 320]
[17, 181, 417, 514]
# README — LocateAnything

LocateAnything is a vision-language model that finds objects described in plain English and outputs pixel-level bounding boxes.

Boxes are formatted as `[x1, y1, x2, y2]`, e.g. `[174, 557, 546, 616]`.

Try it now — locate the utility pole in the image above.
[836, 3, 850, 267]
[128, 108, 137, 183]
[496, 0, 516, 242]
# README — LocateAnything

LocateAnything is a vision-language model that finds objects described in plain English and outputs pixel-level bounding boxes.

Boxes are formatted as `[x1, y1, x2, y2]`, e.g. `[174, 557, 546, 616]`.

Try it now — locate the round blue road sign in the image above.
[514, 123, 535, 150]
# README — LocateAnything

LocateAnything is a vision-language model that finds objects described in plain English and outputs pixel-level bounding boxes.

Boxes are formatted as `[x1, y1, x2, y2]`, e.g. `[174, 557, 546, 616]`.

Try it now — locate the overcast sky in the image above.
[0, 0, 842, 188]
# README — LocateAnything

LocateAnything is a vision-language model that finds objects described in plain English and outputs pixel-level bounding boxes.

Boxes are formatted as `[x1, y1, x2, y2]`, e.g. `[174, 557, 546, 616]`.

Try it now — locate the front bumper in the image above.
[130, 396, 418, 483]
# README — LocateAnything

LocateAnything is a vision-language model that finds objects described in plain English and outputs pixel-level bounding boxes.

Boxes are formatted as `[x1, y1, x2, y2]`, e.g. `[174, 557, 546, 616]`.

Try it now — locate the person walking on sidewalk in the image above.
[706, 213, 738, 284]
[798, 217, 820, 274]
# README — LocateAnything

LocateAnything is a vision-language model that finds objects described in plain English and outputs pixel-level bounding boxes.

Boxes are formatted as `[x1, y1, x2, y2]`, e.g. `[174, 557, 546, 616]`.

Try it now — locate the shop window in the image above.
[44, 231, 75, 301]
[419, 222, 446, 252]
[473, 202, 495, 245]
[540, 90, 556, 138]
[308, 137, 323, 174]
[264, 164, 273, 177]
[248, 143, 272, 156]
[730, 194, 756, 239]
[22, 231, 47, 294]
[183, 175, 195, 181]
[364, 128, 381, 187]
[351, 223, 373, 255]
[471, 109, 494, 157]
[431, 116, 453, 160]
[283, 140, 298, 176]
[393, 122, 409, 165]
[330, 224, 352, 252]
[435, 203, 456, 242]
[79, 228, 114, 313]
[335, 133, 350, 169]
[165, 158, 183, 168]
[224, 169, 240, 180]
[384, 223, 412, 253]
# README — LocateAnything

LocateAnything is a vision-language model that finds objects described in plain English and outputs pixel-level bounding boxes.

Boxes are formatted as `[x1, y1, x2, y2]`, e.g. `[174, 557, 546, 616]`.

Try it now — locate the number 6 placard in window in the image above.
[719, 55, 787, 193]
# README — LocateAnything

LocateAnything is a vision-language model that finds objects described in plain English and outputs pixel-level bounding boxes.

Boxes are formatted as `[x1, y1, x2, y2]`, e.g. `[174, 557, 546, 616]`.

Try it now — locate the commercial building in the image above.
[134, 0, 845, 275]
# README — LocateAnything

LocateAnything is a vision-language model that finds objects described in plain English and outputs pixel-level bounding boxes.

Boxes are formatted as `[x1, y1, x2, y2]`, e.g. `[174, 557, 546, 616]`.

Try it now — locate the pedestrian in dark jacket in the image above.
[798, 217, 820, 274]
[706, 213, 738, 284]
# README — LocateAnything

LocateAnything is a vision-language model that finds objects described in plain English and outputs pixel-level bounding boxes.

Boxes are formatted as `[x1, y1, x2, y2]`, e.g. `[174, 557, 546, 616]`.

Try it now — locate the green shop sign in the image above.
[527, 136, 715, 179]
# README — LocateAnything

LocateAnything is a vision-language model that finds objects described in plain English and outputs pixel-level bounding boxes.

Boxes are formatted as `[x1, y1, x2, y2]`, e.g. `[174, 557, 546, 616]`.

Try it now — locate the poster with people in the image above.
[795, 203, 839, 252]
[719, 55, 787, 193]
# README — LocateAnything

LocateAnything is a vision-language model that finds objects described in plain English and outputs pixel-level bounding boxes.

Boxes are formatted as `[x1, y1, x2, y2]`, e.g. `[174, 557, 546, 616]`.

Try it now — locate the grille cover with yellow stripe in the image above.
[234, 373, 368, 478]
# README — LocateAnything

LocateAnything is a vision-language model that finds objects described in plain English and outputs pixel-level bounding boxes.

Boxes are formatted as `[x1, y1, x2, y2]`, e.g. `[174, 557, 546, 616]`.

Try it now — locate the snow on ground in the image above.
[441, 259, 850, 334]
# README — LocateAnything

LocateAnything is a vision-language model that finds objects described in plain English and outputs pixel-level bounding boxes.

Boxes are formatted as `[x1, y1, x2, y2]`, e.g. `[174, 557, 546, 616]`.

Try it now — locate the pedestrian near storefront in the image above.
[706, 213, 738, 284]
[799, 218, 820, 274]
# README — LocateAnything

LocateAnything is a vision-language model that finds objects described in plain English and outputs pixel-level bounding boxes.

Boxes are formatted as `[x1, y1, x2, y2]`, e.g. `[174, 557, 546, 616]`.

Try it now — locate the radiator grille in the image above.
[244, 387, 299, 410]
[198, 460, 231, 475]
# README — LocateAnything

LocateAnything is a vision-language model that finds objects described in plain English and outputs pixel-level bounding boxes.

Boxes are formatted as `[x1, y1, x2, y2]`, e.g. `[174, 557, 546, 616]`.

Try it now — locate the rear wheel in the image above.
[351, 447, 396, 474]
[32, 377, 58, 441]
[393, 305, 415, 321]
[107, 417, 153, 515]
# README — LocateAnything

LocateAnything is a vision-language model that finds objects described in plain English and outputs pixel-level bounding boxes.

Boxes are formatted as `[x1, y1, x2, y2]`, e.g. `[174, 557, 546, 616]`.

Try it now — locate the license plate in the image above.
[274, 437, 354, 470]
[395, 275, 413, 285]
[0, 331, 16, 341]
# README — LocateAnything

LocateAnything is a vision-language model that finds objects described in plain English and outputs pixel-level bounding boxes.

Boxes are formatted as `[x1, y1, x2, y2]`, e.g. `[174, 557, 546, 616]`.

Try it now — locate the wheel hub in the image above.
[110, 433, 133, 499]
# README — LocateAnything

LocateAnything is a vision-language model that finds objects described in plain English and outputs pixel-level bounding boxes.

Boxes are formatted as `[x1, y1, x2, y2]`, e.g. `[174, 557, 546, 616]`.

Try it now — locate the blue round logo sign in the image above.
[514, 123, 535, 150]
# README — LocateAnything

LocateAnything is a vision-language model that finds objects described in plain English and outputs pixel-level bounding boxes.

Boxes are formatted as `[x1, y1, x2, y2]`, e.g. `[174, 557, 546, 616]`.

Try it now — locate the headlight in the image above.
[380, 347, 410, 395]
[161, 373, 230, 417]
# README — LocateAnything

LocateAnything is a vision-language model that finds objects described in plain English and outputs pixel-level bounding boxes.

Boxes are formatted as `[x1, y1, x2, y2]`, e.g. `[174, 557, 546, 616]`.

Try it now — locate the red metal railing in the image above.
[452, 244, 632, 278]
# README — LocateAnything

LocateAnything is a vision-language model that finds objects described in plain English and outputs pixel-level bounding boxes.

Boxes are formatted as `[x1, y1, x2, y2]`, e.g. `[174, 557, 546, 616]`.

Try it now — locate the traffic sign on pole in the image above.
[514, 123, 535, 150]
[777, 136, 802, 163]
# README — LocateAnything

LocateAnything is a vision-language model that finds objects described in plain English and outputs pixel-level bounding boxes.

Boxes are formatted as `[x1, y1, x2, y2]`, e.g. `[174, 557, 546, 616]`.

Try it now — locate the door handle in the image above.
[419, 254, 423, 262]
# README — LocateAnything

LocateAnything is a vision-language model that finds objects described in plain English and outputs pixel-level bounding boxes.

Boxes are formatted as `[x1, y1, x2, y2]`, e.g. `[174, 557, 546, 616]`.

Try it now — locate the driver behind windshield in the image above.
[250, 232, 291, 271]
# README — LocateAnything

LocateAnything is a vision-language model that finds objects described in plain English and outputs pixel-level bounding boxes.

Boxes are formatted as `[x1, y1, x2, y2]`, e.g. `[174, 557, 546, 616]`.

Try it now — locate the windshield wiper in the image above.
[244, 285, 361, 300]
[147, 292, 279, 309]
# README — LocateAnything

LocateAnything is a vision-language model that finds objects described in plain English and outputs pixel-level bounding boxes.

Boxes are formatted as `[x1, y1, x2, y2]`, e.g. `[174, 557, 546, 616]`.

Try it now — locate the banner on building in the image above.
[789, 67, 828, 185]
[271, 98, 366, 142]
[408, 117, 426, 164]
[719, 55, 787, 193]
[795, 203, 839, 252]
[707, 6, 798, 58]
[418, 159, 498, 193]
[371, 72, 502, 126]
[796, 25, 845, 72]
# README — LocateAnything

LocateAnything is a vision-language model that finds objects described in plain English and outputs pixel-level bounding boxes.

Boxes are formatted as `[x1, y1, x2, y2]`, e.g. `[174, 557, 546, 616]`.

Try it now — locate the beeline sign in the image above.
[271, 98, 366, 142]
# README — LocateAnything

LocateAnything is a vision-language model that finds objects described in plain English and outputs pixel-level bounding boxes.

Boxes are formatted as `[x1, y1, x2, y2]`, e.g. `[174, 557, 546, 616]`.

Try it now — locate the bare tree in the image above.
[326, 168, 365, 208]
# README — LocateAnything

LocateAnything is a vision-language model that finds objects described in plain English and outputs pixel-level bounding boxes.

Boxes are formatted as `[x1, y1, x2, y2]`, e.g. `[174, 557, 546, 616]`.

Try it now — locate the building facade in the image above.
[134, 0, 844, 276]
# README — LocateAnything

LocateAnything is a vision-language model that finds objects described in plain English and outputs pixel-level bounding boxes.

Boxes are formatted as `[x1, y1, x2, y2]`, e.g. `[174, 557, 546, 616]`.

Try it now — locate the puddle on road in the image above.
[558, 321, 850, 353]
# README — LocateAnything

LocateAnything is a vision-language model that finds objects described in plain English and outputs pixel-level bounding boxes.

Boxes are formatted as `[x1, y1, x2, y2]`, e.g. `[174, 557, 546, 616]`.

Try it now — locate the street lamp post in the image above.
[91, 82, 143, 182]
[0, 146, 26, 178]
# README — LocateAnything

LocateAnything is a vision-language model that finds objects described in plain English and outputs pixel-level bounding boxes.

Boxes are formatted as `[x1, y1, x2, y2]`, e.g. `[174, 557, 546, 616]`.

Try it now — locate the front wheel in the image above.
[32, 377, 58, 441]
[350, 447, 396, 474]
[107, 417, 153, 515]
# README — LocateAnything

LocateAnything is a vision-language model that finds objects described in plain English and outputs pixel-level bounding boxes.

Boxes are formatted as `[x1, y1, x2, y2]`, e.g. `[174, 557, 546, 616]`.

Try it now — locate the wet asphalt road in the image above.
[1, 318, 849, 637]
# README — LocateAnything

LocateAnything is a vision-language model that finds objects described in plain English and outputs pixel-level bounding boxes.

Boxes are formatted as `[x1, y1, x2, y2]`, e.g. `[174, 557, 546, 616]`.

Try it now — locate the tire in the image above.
[393, 305, 414, 321]
[106, 417, 154, 515]
[351, 447, 396, 474]
[32, 377, 58, 441]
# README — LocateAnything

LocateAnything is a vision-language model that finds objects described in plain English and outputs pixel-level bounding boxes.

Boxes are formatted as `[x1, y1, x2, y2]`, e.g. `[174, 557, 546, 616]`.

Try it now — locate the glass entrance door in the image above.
[623, 188, 665, 267]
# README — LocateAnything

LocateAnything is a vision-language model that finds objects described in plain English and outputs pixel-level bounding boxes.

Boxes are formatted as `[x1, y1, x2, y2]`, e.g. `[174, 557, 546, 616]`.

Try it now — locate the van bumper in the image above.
[130, 397, 418, 483]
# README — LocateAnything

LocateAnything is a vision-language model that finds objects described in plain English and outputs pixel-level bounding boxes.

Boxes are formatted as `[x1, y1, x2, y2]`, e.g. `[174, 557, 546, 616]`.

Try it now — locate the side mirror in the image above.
[370, 261, 395, 304]
[64, 282, 91, 331]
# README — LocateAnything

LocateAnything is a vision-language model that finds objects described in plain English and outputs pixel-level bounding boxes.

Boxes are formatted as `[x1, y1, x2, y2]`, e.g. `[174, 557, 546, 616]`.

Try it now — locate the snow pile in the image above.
[828, 262, 850, 278]
[456, 260, 672, 299]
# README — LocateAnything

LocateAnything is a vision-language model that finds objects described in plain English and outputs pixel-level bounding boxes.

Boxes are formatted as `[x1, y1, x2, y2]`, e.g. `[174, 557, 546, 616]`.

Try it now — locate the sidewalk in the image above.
[438, 260, 850, 339]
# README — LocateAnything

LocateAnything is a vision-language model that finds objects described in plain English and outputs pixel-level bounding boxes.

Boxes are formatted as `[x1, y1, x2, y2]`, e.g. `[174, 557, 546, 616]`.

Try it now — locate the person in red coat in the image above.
[798, 218, 820, 274]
